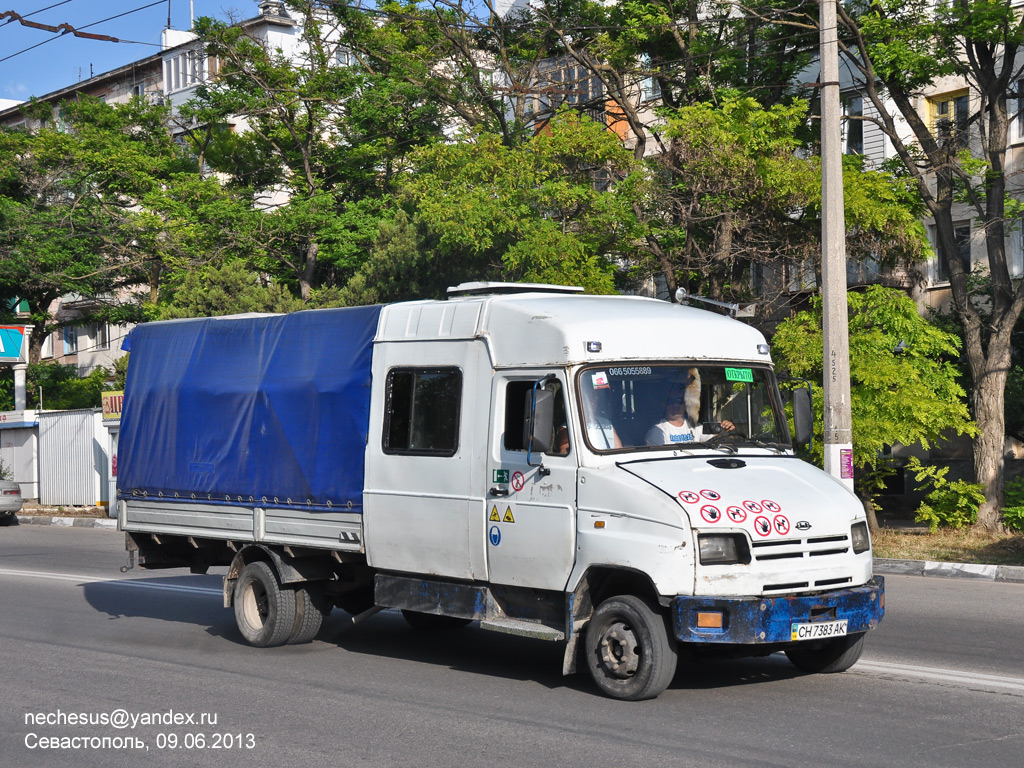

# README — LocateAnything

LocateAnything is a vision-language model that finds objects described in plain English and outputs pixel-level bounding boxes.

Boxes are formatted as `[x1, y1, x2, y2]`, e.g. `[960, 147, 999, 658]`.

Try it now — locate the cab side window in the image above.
[384, 368, 461, 456]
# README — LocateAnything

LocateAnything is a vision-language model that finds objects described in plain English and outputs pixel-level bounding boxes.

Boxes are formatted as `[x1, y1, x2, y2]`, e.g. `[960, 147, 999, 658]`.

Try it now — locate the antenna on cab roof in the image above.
[674, 288, 739, 318]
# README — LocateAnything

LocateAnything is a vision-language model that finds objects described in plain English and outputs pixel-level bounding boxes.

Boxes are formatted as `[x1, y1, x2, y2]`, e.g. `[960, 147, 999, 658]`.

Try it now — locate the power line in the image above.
[0, 0, 75, 29]
[0, 1, 166, 65]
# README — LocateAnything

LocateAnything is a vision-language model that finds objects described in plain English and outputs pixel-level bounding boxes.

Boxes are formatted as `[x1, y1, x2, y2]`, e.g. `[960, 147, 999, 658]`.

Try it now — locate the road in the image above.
[1, 524, 1021, 768]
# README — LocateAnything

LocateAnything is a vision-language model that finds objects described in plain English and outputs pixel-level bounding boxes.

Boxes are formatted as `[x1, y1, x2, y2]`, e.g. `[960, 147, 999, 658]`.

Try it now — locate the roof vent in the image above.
[446, 281, 584, 298]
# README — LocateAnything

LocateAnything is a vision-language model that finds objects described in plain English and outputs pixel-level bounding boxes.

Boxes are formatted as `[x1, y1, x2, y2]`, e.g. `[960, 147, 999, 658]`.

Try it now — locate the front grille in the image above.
[815, 576, 853, 587]
[763, 581, 809, 592]
[751, 533, 851, 562]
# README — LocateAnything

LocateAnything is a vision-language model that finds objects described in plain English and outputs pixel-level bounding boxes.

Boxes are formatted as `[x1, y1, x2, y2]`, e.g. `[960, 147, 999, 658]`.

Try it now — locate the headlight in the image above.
[698, 534, 750, 565]
[851, 521, 871, 554]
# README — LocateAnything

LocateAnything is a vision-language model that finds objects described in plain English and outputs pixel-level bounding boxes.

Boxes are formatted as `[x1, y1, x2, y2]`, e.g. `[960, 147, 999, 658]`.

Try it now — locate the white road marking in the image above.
[856, 659, 1024, 695]
[0, 567, 221, 596]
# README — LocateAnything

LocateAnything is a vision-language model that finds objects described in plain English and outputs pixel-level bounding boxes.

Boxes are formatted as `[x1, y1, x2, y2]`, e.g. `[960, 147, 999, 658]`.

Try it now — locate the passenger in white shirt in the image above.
[645, 370, 733, 446]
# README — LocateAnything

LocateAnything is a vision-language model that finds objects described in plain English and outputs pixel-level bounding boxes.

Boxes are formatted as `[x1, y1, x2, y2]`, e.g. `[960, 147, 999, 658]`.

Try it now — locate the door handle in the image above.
[489, 487, 509, 497]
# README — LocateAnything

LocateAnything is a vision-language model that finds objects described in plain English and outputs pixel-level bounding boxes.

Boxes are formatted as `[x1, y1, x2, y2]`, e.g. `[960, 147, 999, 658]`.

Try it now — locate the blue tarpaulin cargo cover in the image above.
[118, 306, 383, 512]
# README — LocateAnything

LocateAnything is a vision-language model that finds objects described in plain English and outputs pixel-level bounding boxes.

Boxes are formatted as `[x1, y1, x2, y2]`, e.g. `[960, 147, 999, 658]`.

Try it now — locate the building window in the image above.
[929, 91, 969, 147]
[1010, 79, 1024, 141]
[383, 368, 462, 455]
[92, 322, 109, 350]
[934, 222, 972, 283]
[844, 94, 863, 155]
[787, 259, 817, 292]
[531, 58, 605, 116]
[40, 333, 53, 360]
[63, 326, 78, 356]
[1012, 220, 1024, 277]
[336, 46, 355, 67]
[640, 54, 661, 103]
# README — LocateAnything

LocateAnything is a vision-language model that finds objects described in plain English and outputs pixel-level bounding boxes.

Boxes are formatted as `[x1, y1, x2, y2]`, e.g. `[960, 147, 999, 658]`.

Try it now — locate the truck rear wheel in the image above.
[585, 595, 678, 701]
[287, 586, 327, 645]
[785, 632, 866, 673]
[234, 561, 296, 648]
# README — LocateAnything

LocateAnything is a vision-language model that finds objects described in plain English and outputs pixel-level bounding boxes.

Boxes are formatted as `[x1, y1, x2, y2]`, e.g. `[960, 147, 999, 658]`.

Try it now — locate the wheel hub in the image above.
[598, 621, 640, 679]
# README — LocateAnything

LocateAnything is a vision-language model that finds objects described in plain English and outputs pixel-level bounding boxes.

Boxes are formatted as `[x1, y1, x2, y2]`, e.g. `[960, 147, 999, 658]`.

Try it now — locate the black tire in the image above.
[233, 561, 296, 648]
[585, 595, 678, 701]
[286, 586, 327, 645]
[785, 632, 866, 673]
[0, 514, 14, 526]
[401, 610, 473, 630]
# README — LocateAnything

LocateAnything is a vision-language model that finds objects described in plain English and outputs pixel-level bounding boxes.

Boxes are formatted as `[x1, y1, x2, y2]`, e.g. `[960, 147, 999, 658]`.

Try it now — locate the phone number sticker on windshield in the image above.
[608, 367, 652, 376]
[791, 620, 849, 641]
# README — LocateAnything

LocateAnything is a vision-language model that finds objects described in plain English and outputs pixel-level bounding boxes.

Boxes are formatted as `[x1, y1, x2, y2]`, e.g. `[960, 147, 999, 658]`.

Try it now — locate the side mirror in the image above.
[523, 388, 554, 459]
[793, 387, 812, 448]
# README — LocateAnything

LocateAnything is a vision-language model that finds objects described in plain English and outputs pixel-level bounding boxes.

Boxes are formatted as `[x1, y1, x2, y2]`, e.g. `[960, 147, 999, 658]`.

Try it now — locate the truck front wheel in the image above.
[785, 632, 866, 673]
[585, 595, 678, 701]
[234, 561, 296, 648]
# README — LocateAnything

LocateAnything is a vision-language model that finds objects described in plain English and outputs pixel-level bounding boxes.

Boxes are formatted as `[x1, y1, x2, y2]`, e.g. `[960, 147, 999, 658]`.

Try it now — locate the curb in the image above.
[13, 514, 117, 529]
[873, 557, 1024, 584]
[9, 516, 1024, 583]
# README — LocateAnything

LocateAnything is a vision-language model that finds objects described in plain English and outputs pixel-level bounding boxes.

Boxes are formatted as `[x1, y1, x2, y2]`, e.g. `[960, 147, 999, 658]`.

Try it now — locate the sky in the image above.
[0, 0, 262, 102]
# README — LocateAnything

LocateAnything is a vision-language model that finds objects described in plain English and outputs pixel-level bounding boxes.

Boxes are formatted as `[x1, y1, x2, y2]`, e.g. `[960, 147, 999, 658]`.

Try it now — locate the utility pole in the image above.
[819, 0, 854, 491]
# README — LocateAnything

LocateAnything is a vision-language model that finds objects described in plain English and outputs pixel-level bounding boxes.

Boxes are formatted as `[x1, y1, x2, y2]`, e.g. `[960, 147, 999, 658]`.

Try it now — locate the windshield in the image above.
[576, 363, 790, 453]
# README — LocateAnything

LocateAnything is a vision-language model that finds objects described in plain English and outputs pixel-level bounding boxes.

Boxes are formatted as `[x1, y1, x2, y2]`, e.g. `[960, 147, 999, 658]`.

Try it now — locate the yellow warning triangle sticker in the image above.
[503, 507, 515, 524]
[489, 506, 500, 522]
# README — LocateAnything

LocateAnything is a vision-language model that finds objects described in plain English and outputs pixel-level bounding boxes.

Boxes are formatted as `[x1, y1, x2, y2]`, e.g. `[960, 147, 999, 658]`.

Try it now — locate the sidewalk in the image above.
[9, 509, 1024, 584]
[14, 504, 116, 529]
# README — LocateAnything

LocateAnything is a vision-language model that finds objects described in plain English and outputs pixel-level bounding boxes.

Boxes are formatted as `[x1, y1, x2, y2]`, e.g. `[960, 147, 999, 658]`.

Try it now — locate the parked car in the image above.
[0, 479, 23, 524]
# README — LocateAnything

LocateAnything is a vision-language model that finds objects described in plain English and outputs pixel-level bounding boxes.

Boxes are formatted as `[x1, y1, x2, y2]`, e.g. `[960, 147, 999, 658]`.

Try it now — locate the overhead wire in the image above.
[0, 0, 166, 65]
[0, 0, 75, 28]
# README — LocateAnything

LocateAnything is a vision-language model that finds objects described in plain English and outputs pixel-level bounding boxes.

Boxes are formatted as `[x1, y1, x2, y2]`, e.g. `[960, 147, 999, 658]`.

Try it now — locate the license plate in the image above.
[791, 620, 848, 641]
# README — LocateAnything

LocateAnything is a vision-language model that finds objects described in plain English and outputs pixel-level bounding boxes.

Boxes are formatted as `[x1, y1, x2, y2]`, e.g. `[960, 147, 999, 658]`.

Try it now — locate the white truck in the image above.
[117, 282, 884, 700]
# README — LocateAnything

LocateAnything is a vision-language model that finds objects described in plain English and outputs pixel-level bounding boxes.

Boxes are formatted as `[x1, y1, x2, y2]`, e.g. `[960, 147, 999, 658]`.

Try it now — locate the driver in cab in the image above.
[645, 369, 734, 446]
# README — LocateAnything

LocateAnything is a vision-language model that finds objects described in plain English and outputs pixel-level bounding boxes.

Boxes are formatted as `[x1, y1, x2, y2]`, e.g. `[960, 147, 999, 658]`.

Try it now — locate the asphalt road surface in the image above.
[1, 524, 1021, 768]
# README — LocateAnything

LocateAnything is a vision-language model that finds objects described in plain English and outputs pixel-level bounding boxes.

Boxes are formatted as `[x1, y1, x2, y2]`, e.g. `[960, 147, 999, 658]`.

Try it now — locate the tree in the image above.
[832, 0, 1024, 529]
[772, 285, 977, 525]
[640, 93, 928, 302]
[404, 112, 644, 292]
[28, 364, 109, 410]
[158, 260, 305, 319]
[0, 96, 251, 356]
[189, 1, 447, 299]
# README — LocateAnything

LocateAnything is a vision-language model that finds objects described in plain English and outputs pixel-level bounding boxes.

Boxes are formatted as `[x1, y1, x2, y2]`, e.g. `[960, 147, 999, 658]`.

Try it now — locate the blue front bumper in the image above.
[672, 576, 884, 644]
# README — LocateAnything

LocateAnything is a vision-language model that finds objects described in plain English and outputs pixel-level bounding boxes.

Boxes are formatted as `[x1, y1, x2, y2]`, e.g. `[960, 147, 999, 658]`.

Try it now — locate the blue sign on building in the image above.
[0, 326, 27, 363]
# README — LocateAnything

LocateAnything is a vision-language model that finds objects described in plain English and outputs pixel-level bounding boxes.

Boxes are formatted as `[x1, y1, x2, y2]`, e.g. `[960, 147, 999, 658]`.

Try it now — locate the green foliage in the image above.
[857, 0, 958, 89]
[335, 210, 471, 305]
[1001, 476, 1024, 533]
[907, 457, 986, 532]
[0, 95, 252, 356]
[189, 2, 447, 298]
[158, 260, 304, 319]
[772, 285, 977, 485]
[637, 94, 927, 301]
[112, 354, 129, 392]
[406, 113, 642, 292]
[31, 364, 109, 410]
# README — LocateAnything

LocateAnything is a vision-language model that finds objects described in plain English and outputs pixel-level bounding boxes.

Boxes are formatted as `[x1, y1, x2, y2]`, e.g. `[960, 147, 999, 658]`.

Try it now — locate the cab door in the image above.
[484, 373, 577, 590]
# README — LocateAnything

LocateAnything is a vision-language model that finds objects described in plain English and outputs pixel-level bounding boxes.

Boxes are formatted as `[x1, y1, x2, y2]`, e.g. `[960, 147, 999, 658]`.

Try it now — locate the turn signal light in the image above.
[697, 611, 724, 629]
